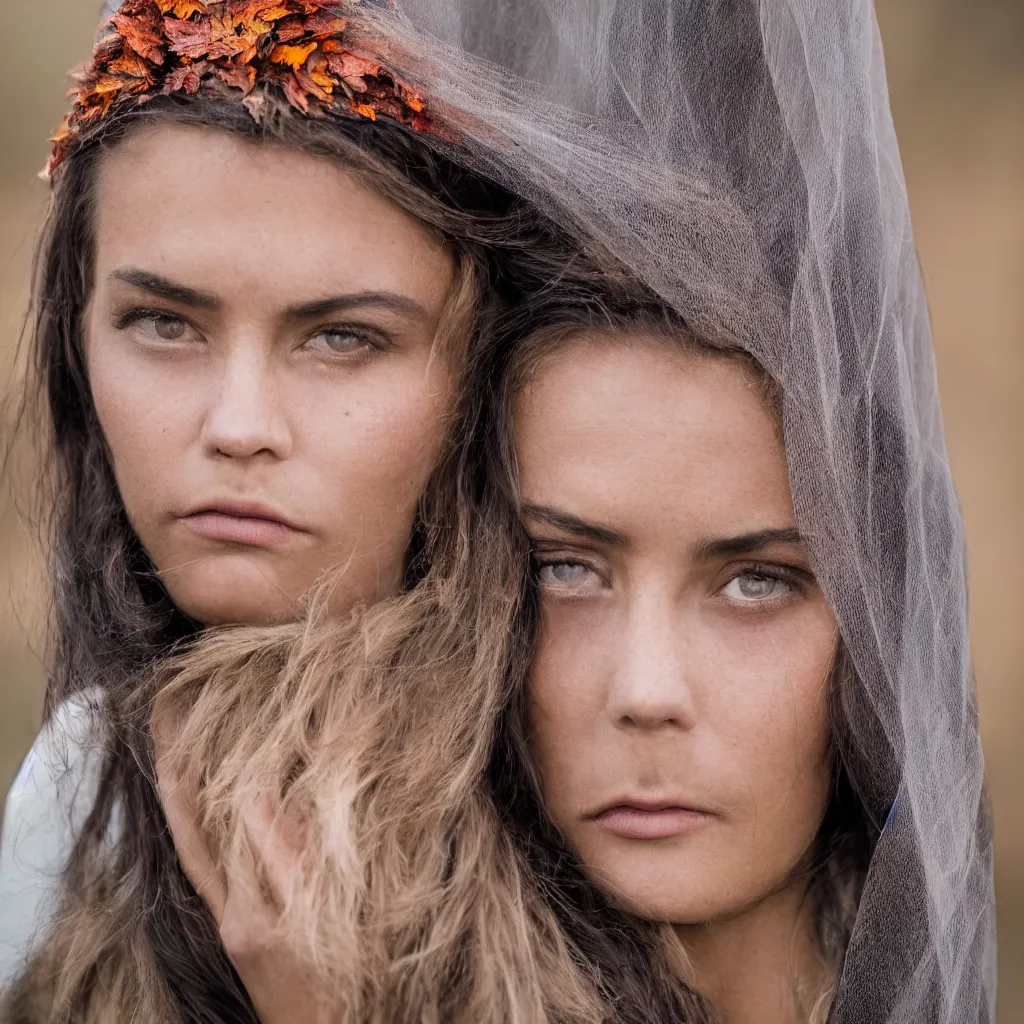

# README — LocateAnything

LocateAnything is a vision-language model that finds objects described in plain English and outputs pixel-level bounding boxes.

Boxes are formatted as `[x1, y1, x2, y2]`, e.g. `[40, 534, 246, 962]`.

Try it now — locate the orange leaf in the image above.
[216, 11, 273, 62]
[50, 118, 72, 145]
[158, 0, 208, 16]
[271, 42, 318, 70]
[404, 93, 425, 113]
[352, 101, 376, 120]
[255, 4, 293, 20]
[295, 66, 332, 101]
[305, 50, 335, 90]
[114, 12, 167, 64]
[79, 100, 113, 122]
[107, 52, 153, 78]
[92, 75, 126, 95]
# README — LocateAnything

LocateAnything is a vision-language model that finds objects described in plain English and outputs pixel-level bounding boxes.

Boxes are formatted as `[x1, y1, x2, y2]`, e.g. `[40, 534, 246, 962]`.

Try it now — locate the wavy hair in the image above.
[478, 295, 878, 1022]
[1, 83, 588, 1023]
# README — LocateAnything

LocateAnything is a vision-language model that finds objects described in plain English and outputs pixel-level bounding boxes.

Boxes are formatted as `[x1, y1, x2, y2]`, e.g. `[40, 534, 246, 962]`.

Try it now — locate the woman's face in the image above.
[515, 333, 837, 926]
[86, 124, 457, 625]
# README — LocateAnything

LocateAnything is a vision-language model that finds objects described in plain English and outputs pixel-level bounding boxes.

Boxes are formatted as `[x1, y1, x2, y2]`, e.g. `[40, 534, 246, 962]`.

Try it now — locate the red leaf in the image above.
[119, 0, 161, 17]
[93, 33, 125, 64]
[163, 59, 210, 94]
[163, 16, 211, 59]
[303, 11, 348, 39]
[281, 71, 311, 111]
[115, 11, 167, 64]
[295, 65, 332, 102]
[325, 50, 380, 81]
[273, 16, 308, 42]
[216, 62, 258, 93]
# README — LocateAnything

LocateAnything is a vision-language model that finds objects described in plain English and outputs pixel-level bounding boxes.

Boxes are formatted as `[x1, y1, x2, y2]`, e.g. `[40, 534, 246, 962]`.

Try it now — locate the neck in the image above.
[672, 881, 831, 1024]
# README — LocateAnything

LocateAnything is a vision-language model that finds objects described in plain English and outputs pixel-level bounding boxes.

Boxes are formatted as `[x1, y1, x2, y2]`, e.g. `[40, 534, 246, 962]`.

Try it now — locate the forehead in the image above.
[514, 333, 793, 540]
[92, 123, 454, 310]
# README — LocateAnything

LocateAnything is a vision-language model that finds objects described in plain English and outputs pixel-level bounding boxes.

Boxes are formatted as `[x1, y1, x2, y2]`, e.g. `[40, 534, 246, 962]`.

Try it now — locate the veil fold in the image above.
[344, 1, 995, 1021]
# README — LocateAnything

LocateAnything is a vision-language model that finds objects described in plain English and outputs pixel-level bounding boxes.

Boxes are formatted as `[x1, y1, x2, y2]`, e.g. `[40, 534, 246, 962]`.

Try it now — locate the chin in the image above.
[164, 563, 303, 626]
[580, 850, 735, 925]
[598, 878, 717, 924]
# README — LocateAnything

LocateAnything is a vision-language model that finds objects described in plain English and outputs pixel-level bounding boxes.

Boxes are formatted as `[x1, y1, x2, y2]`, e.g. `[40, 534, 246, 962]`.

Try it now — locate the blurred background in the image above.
[0, 0, 1021, 1016]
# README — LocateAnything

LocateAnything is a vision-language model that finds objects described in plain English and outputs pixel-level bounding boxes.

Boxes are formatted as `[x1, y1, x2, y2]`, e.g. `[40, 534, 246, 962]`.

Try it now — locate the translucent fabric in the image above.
[333, 1, 991, 1022]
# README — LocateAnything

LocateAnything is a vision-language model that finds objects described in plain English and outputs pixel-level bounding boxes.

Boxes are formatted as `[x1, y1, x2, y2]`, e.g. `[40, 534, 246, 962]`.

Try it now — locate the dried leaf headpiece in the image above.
[47, 0, 441, 177]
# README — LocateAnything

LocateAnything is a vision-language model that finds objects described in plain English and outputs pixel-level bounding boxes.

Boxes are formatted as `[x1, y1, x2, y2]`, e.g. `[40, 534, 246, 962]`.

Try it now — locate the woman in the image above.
[142, 0, 994, 1022]
[0, 0, 595, 1018]
[486, 298, 877, 1023]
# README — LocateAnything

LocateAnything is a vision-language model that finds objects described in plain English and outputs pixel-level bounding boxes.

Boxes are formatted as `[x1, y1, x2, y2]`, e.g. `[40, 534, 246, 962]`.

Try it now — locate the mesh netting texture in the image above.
[348, 2, 995, 1021]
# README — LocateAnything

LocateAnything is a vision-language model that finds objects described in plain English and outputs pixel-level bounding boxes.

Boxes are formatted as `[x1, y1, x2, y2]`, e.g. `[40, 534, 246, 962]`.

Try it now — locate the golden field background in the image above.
[0, 0, 1021, 1016]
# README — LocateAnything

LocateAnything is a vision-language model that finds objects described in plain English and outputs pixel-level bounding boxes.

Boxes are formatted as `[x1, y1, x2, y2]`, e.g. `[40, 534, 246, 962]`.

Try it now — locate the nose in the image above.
[202, 345, 292, 461]
[609, 599, 697, 731]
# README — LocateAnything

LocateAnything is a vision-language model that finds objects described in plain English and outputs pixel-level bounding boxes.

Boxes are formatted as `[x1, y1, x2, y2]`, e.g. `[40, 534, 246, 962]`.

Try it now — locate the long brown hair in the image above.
[479, 294, 879, 1020]
[1, 84, 584, 1023]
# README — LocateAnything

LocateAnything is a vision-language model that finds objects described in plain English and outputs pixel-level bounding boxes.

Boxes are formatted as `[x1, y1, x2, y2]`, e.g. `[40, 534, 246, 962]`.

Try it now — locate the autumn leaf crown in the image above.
[47, 0, 440, 177]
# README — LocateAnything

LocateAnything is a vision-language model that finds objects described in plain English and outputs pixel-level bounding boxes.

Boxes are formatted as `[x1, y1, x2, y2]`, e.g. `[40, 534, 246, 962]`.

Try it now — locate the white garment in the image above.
[0, 696, 104, 989]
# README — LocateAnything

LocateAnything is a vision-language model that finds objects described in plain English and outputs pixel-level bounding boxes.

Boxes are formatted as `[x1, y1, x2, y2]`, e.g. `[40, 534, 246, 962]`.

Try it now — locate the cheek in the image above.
[527, 602, 613, 822]
[704, 610, 835, 855]
[86, 327, 199, 523]
[291, 362, 452, 525]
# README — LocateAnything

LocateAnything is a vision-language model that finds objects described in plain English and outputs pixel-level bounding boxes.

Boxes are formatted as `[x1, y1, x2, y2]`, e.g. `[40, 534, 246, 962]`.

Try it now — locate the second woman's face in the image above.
[86, 125, 457, 625]
[516, 333, 837, 926]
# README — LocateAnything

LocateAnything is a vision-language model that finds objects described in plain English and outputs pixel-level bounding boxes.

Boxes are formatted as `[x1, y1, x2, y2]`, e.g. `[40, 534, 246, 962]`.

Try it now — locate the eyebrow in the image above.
[694, 527, 804, 560]
[111, 267, 430, 323]
[522, 502, 803, 559]
[520, 503, 630, 547]
[282, 292, 430, 324]
[112, 268, 219, 310]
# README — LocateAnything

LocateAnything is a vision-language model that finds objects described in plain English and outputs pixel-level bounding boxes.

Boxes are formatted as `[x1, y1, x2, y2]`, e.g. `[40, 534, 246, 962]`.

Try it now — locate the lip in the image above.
[591, 799, 714, 841]
[179, 499, 306, 548]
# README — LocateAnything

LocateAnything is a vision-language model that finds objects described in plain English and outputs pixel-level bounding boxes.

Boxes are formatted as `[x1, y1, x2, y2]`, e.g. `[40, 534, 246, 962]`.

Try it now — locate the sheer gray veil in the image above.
[344, 1, 994, 1021]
